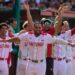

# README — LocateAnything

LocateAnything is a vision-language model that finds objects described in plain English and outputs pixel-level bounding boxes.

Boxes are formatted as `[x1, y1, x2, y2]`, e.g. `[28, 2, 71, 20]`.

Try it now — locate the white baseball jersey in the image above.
[0, 37, 12, 58]
[13, 32, 29, 59]
[54, 33, 67, 58]
[54, 29, 72, 58]
[18, 33, 68, 60]
[53, 30, 73, 75]
[71, 35, 75, 75]
[53, 34, 67, 75]
[64, 30, 73, 60]
[18, 32, 64, 60]
[71, 35, 75, 57]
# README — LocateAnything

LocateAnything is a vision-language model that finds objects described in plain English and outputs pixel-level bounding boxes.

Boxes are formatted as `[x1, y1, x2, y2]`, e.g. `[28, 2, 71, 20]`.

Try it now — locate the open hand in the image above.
[23, 2, 30, 10]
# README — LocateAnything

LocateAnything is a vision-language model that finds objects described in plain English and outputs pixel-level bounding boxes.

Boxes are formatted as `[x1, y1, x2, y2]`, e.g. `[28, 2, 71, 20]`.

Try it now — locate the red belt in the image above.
[0, 58, 7, 60]
[54, 57, 66, 61]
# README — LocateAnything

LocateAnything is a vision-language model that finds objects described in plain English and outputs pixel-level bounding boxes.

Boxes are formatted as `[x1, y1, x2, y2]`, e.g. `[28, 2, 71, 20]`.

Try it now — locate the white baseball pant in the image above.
[26, 60, 46, 75]
[66, 60, 72, 75]
[0, 60, 9, 75]
[16, 58, 29, 75]
[53, 59, 66, 75]
[72, 58, 75, 75]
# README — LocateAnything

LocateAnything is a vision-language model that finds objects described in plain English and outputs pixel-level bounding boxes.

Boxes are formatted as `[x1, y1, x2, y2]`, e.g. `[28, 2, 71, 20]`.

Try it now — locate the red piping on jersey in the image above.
[28, 31, 47, 35]
[71, 27, 75, 36]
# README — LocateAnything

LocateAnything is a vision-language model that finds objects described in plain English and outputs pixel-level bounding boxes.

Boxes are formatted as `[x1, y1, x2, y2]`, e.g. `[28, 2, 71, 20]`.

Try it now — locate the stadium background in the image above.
[0, 0, 75, 75]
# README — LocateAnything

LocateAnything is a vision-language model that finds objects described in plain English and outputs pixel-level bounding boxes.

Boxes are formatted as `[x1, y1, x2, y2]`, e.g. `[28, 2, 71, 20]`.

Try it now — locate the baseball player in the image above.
[64, 26, 73, 75]
[42, 4, 67, 75]
[16, 3, 34, 75]
[53, 33, 67, 75]
[61, 21, 73, 75]
[53, 21, 75, 75]
[0, 21, 74, 75]
[16, 33, 29, 75]
[63, 22, 75, 75]
[16, 20, 33, 75]
[18, 3, 75, 75]
[0, 23, 12, 75]
[71, 35, 75, 75]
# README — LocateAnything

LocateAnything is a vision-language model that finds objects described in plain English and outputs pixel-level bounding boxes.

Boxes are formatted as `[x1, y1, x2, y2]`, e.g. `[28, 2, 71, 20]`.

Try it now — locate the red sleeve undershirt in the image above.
[42, 27, 55, 57]
[71, 27, 75, 36]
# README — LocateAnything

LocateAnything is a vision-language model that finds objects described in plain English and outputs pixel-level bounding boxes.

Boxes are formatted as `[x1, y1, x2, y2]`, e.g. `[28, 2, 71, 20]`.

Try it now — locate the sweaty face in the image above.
[34, 23, 42, 36]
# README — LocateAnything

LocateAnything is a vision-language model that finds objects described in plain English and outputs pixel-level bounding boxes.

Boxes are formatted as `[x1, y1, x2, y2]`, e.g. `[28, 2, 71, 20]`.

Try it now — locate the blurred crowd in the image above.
[0, 0, 72, 10]
[0, 2, 75, 75]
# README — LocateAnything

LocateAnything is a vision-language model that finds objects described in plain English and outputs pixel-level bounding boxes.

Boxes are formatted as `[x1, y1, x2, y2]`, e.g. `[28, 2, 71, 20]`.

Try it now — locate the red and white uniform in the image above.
[0, 37, 12, 75]
[64, 28, 75, 75]
[17, 32, 67, 75]
[65, 30, 73, 75]
[53, 34, 67, 75]
[53, 28, 75, 75]
[71, 35, 75, 75]
[16, 32, 30, 75]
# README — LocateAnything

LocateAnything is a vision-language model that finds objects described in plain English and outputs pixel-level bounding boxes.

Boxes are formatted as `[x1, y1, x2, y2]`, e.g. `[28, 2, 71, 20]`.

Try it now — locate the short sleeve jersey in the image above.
[18, 32, 54, 60]
[0, 37, 12, 58]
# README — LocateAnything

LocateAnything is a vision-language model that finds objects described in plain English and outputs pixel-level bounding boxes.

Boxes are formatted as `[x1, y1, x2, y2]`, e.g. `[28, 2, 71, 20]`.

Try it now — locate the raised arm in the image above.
[54, 4, 68, 33]
[24, 3, 34, 30]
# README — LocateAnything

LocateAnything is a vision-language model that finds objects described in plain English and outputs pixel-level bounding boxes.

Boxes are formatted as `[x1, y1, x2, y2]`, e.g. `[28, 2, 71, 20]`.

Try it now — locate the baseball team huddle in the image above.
[0, 3, 75, 75]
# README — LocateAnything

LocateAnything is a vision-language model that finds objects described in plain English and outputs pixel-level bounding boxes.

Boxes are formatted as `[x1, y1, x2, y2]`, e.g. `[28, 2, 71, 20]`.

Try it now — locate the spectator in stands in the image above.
[7, 18, 19, 75]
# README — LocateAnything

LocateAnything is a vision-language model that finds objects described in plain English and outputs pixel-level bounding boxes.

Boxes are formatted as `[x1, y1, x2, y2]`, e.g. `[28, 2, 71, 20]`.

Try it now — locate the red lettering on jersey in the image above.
[37, 42, 44, 46]
[29, 42, 34, 46]
[0, 44, 3, 48]
[0, 44, 10, 48]
[29, 42, 44, 47]
[5, 44, 10, 48]
[24, 42, 29, 46]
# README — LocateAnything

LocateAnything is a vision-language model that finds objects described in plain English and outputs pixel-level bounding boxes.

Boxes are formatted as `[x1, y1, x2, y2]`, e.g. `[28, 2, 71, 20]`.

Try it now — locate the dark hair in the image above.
[34, 21, 41, 26]
[0, 23, 9, 29]
[7, 18, 16, 24]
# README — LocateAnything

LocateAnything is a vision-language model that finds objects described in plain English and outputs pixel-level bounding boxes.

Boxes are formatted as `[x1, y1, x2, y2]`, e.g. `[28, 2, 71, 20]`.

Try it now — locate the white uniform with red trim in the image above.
[53, 33, 67, 75]
[53, 29, 73, 75]
[16, 32, 30, 75]
[0, 37, 12, 75]
[65, 30, 73, 75]
[71, 35, 75, 75]
[17, 32, 64, 75]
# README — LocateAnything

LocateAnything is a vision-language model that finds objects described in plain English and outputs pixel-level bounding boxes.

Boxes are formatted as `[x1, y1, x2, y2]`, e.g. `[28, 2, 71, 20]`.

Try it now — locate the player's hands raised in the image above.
[23, 2, 30, 11]
[58, 3, 69, 14]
